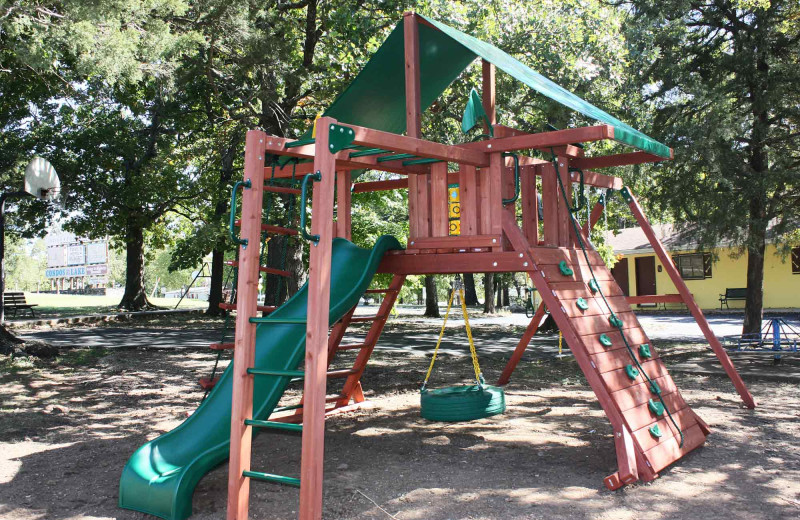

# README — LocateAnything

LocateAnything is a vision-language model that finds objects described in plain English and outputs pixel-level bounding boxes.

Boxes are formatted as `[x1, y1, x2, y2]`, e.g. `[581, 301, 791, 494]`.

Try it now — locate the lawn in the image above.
[7, 292, 206, 320]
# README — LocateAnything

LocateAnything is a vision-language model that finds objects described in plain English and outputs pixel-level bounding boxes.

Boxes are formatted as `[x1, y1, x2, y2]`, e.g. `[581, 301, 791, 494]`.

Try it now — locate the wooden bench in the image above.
[719, 288, 747, 310]
[3, 292, 38, 318]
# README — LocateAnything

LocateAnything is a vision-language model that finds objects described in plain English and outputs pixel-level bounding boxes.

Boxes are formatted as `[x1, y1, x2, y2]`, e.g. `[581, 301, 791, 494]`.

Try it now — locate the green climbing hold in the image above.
[608, 315, 623, 328]
[599, 334, 613, 347]
[576, 298, 589, 310]
[558, 260, 574, 276]
[639, 343, 652, 359]
[650, 381, 662, 396]
[588, 279, 600, 293]
[649, 424, 663, 439]
[648, 398, 665, 417]
[625, 364, 639, 380]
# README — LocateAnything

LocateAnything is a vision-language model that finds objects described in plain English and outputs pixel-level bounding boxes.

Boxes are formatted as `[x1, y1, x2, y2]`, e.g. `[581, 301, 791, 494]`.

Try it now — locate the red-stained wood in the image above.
[407, 174, 419, 242]
[404, 12, 421, 139]
[622, 391, 688, 433]
[537, 263, 614, 283]
[336, 171, 352, 240]
[227, 130, 267, 520]
[612, 375, 678, 412]
[625, 188, 756, 409]
[482, 60, 496, 131]
[631, 408, 697, 453]
[541, 163, 558, 246]
[459, 124, 615, 154]
[497, 301, 547, 385]
[572, 151, 671, 170]
[644, 424, 707, 473]
[408, 235, 501, 249]
[547, 279, 624, 300]
[337, 275, 406, 406]
[298, 117, 338, 520]
[570, 312, 638, 336]
[555, 156, 572, 247]
[589, 344, 661, 374]
[477, 166, 492, 235]
[414, 172, 431, 238]
[326, 306, 357, 367]
[459, 164, 478, 236]
[529, 246, 605, 266]
[377, 250, 531, 274]
[501, 154, 516, 250]
[602, 358, 672, 394]
[488, 153, 503, 240]
[585, 199, 606, 235]
[430, 162, 448, 237]
[521, 164, 538, 244]
[352, 178, 408, 193]
[581, 328, 650, 355]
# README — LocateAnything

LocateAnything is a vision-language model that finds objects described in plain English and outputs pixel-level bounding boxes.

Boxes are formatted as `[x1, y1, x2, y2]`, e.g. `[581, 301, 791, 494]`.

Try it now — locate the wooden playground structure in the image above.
[149, 13, 759, 520]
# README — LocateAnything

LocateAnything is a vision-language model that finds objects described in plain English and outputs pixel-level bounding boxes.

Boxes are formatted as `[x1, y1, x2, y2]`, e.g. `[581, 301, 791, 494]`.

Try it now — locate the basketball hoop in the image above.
[24, 157, 60, 201]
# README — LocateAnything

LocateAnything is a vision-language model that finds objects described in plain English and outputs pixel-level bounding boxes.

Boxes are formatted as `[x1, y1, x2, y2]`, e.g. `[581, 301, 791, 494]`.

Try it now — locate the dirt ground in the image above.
[1, 318, 800, 520]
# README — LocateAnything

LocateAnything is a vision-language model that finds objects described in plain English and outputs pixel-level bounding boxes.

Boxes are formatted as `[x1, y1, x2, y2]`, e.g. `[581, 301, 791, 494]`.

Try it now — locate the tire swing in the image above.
[420, 275, 505, 422]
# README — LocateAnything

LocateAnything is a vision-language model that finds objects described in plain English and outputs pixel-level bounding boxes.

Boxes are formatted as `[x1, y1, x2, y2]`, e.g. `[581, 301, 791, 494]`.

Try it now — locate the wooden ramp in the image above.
[503, 214, 710, 488]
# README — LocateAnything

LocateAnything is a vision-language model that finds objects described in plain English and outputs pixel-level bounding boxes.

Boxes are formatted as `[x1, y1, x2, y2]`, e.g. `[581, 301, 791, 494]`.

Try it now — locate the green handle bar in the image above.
[300, 171, 322, 244]
[229, 179, 252, 249]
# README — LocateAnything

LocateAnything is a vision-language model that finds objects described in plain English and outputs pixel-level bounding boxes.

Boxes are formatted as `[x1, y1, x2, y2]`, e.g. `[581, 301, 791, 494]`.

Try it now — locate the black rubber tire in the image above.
[420, 385, 506, 422]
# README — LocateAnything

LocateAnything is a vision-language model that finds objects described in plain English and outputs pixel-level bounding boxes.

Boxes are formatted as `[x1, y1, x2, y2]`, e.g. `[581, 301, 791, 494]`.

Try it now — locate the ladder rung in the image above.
[264, 185, 301, 195]
[219, 303, 276, 313]
[209, 342, 234, 351]
[364, 288, 394, 294]
[243, 470, 300, 487]
[245, 419, 303, 432]
[247, 368, 305, 378]
[349, 148, 390, 158]
[225, 261, 292, 278]
[350, 315, 384, 322]
[377, 153, 416, 163]
[337, 343, 368, 351]
[284, 138, 315, 148]
[250, 317, 306, 324]
[327, 368, 357, 379]
[233, 220, 299, 236]
[198, 377, 219, 390]
[273, 394, 347, 412]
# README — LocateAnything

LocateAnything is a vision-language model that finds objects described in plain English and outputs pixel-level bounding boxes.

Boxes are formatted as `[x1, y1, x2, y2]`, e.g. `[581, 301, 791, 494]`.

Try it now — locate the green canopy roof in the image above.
[314, 15, 670, 159]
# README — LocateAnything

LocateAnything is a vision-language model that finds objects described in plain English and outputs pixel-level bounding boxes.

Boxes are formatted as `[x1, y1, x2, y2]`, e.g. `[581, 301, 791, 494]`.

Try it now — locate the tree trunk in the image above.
[742, 197, 768, 335]
[502, 281, 510, 307]
[496, 281, 502, 308]
[424, 275, 440, 317]
[483, 273, 495, 313]
[206, 245, 225, 316]
[118, 219, 151, 310]
[463, 273, 479, 306]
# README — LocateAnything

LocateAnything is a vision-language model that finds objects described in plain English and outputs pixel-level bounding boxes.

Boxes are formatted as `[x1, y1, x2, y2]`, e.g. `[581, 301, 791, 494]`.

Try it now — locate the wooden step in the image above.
[337, 342, 368, 351]
[226, 261, 291, 278]
[219, 302, 276, 313]
[350, 315, 384, 323]
[234, 219, 298, 236]
[209, 342, 234, 351]
[263, 185, 301, 195]
[198, 376, 219, 390]
[326, 368, 357, 379]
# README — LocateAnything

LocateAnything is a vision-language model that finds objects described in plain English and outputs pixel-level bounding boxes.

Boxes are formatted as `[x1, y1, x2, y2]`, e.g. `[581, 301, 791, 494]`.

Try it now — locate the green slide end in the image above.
[119, 236, 402, 520]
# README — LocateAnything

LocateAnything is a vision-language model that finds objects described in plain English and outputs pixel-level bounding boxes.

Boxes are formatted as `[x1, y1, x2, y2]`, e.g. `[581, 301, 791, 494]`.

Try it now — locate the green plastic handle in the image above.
[502, 152, 520, 206]
[229, 179, 252, 248]
[300, 172, 322, 243]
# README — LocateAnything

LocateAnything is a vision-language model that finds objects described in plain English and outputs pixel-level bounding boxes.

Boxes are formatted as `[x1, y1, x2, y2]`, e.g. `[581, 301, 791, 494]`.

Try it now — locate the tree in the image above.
[626, 0, 800, 334]
[483, 273, 495, 314]
[463, 273, 480, 306]
[423, 275, 440, 317]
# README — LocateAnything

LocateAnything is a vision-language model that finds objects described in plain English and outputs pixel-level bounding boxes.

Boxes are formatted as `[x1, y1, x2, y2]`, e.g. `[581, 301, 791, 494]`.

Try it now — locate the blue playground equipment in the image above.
[722, 317, 800, 363]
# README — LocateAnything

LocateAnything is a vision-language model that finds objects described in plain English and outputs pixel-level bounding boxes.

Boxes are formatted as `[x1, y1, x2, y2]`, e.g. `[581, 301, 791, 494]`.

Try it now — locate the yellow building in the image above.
[607, 224, 800, 310]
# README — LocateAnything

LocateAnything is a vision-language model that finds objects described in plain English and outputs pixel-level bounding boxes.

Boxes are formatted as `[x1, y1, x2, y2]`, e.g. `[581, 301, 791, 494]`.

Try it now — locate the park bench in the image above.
[719, 288, 747, 310]
[2, 292, 38, 319]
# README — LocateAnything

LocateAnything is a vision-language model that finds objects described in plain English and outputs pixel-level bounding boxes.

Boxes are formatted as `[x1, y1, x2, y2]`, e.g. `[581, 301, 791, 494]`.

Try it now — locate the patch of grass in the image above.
[56, 347, 109, 368]
[16, 293, 206, 320]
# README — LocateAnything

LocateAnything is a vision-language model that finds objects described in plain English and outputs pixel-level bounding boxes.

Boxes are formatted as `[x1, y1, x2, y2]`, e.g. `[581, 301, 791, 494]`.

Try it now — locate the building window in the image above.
[792, 248, 800, 274]
[673, 253, 712, 280]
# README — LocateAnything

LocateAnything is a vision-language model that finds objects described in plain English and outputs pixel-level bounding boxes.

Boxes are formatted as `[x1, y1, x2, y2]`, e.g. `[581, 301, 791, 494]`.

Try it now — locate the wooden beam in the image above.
[299, 117, 338, 520]
[336, 171, 352, 240]
[521, 164, 538, 244]
[482, 59, 496, 132]
[459, 125, 615, 154]
[555, 155, 572, 247]
[352, 178, 407, 193]
[378, 250, 532, 274]
[541, 163, 558, 246]
[227, 130, 267, 520]
[625, 294, 684, 305]
[624, 187, 756, 409]
[572, 151, 672, 170]
[497, 302, 546, 385]
[404, 12, 421, 139]
[492, 124, 584, 158]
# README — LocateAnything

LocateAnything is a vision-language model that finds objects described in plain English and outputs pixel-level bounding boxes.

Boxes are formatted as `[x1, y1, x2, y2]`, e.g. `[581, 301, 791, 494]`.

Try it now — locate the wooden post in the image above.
[555, 155, 572, 247]
[541, 163, 558, 246]
[482, 59, 496, 131]
[404, 12, 422, 242]
[521, 165, 538, 244]
[624, 188, 756, 409]
[497, 301, 546, 385]
[227, 130, 267, 520]
[459, 165, 478, 236]
[299, 117, 338, 520]
[430, 162, 449, 237]
[336, 171, 352, 240]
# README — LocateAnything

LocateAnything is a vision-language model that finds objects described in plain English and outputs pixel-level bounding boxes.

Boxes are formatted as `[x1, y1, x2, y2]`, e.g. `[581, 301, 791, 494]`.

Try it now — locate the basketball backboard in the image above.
[24, 157, 60, 201]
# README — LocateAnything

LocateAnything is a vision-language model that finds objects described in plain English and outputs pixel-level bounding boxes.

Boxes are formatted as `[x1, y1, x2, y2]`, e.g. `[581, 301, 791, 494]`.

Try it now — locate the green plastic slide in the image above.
[119, 236, 401, 520]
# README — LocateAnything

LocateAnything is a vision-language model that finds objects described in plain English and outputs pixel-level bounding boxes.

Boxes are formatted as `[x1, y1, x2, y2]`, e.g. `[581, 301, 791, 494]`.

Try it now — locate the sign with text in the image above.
[46, 266, 86, 278]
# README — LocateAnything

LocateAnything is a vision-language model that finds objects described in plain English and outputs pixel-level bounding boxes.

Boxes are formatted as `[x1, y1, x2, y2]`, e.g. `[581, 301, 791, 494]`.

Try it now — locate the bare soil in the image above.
[1, 323, 799, 520]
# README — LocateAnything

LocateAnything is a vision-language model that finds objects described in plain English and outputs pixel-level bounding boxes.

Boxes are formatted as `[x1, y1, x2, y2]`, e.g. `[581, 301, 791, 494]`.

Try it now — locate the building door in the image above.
[611, 258, 630, 296]
[635, 256, 657, 296]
